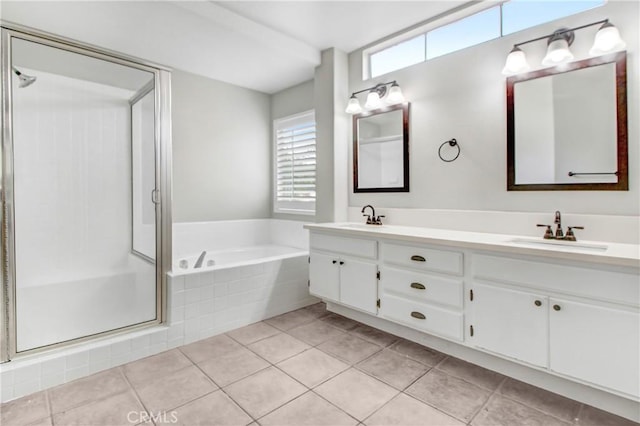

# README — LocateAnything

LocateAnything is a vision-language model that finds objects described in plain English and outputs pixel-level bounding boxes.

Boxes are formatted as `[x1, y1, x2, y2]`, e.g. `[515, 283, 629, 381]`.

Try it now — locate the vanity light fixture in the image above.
[502, 19, 625, 75]
[345, 81, 405, 114]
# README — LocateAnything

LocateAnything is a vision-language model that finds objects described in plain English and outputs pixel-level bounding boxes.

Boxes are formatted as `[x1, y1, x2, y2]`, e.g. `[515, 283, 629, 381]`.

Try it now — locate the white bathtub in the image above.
[168, 219, 316, 344]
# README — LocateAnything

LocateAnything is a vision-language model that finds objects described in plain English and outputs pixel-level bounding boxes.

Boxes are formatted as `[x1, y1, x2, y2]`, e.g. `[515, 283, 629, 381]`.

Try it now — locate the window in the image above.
[273, 110, 316, 214]
[366, 0, 605, 79]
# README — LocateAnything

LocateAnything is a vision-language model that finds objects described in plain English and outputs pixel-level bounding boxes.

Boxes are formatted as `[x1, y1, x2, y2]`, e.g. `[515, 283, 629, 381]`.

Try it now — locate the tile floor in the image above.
[1, 303, 638, 426]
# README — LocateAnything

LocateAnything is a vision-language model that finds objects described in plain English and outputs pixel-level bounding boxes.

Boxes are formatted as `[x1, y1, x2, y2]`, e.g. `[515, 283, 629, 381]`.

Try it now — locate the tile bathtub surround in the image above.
[1, 304, 638, 426]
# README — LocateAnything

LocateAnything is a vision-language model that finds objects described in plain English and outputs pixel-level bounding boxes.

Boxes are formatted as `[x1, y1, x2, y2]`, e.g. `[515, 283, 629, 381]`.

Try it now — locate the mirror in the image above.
[507, 52, 627, 191]
[354, 103, 410, 192]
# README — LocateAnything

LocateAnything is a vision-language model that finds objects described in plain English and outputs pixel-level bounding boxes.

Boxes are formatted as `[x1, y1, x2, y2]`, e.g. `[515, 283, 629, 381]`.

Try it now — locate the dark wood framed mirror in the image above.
[353, 102, 410, 193]
[507, 51, 627, 191]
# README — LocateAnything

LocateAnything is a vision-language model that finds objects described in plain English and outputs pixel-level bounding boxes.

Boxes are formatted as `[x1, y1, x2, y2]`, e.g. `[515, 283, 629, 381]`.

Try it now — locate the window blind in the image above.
[274, 111, 316, 214]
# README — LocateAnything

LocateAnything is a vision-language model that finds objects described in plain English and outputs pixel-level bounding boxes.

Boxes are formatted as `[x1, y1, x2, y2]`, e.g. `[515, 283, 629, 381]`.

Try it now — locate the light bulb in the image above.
[364, 90, 382, 109]
[502, 46, 530, 75]
[542, 38, 574, 66]
[386, 82, 405, 104]
[345, 95, 362, 114]
[590, 22, 626, 56]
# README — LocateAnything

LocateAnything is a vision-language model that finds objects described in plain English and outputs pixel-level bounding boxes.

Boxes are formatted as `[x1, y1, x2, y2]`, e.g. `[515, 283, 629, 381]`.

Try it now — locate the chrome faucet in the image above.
[537, 211, 584, 241]
[194, 251, 207, 268]
[361, 204, 385, 225]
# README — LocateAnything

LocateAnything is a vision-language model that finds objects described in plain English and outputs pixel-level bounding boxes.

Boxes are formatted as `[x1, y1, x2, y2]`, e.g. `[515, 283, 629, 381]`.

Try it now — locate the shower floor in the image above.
[1, 303, 635, 426]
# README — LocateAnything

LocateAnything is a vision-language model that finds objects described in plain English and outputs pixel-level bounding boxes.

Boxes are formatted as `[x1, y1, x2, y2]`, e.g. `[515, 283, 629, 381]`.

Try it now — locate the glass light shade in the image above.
[589, 22, 626, 56]
[364, 90, 382, 109]
[542, 38, 574, 66]
[386, 83, 405, 104]
[502, 46, 530, 75]
[345, 95, 362, 114]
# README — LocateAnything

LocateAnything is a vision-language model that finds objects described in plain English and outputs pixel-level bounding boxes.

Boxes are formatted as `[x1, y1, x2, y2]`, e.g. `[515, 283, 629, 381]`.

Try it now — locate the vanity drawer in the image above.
[380, 267, 463, 309]
[472, 254, 639, 306]
[310, 233, 377, 259]
[380, 294, 463, 341]
[382, 242, 463, 276]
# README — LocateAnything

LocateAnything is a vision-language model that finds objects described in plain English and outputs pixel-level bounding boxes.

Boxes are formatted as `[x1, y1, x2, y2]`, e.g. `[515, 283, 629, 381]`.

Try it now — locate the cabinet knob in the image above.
[553, 304, 561, 311]
[410, 255, 426, 262]
[410, 282, 426, 290]
[534, 300, 542, 307]
[332, 260, 337, 264]
[411, 311, 426, 320]
[339, 261, 344, 265]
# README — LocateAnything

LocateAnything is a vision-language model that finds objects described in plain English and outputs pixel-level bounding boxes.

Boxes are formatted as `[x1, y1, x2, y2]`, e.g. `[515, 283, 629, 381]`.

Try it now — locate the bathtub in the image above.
[168, 219, 317, 344]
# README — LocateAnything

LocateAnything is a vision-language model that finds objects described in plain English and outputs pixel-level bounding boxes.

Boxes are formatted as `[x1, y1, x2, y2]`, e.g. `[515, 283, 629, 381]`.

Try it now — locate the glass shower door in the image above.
[8, 35, 160, 352]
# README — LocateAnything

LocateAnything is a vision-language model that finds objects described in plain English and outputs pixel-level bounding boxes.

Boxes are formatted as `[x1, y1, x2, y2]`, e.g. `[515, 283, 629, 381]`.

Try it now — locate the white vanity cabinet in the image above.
[379, 242, 465, 341]
[309, 233, 378, 314]
[304, 223, 640, 418]
[470, 254, 640, 397]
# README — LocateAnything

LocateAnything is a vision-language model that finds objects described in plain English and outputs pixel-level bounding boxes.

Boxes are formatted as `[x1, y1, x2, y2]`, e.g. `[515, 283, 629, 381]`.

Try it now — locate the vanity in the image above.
[304, 222, 640, 419]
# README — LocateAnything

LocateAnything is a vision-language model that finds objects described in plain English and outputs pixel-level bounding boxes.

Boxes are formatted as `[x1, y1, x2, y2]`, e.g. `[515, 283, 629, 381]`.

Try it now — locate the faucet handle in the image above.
[375, 215, 385, 225]
[565, 226, 584, 241]
[536, 224, 554, 239]
[362, 214, 372, 224]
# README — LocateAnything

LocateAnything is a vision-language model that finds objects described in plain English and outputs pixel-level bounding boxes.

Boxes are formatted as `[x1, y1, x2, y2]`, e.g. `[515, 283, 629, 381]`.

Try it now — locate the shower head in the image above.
[12, 67, 37, 88]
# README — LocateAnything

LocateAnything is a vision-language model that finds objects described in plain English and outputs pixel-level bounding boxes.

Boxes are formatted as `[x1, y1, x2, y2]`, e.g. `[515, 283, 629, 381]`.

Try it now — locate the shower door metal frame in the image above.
[0, 22, 173, 362]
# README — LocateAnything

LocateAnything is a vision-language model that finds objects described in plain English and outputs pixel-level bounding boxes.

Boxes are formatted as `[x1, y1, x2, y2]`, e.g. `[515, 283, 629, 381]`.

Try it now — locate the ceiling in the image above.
[1, 1, 467, 94]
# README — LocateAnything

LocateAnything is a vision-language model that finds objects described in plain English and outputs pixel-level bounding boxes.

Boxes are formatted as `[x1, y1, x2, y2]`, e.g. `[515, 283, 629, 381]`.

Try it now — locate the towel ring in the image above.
[438, 138, 460, 162]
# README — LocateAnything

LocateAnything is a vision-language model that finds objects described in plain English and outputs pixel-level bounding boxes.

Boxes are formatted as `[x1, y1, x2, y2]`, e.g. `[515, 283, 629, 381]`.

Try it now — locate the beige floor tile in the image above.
[26, 416, 52, 426]
[321, 313, 360, 331]
[0, 391, 49, 426]
[135, 365, 217, 413]
[303, 302, 329, 319]
[180, 334, 242, 363]
[357, 349, 429, 390]
[437, 357, 505, 391]
[576, 405, 640, 426]
[52, 390, 144, 426]
[498, 378, 581, 422]
[198, 347, 269, 387]
[315, 368, 398, 421]
[472, 394, 570, 426]
[278, 348, 349, 388]
[406, 369, 491, 422]
[350, 324, 398, 347]
[227, 322, 280, 345]
[167, 390, 252, 426]
[123, 349, 192, 387]
[265, 308, 319, 331]
[364, 393, 464, 426]
[259, 391, 358, 426]
[248, 333, 310, 364]
[49, 368, 129, 413]
[318, 333, 381, 364]
[388, 339, 446, 366]
[224, 367, 307, 419]
[287, 320, 346, 346]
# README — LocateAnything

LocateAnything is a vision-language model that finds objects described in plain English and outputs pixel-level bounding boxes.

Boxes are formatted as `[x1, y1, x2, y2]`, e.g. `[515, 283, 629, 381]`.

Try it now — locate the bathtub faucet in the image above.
[194, 251, 207, 269]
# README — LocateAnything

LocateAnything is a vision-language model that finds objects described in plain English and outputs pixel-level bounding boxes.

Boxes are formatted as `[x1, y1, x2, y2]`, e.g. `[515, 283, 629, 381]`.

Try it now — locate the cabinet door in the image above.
[550, 298, 640, 398]
[340, 259, 378, 314]
[309, 252, 340, 302]
[471, 282, 548, 367]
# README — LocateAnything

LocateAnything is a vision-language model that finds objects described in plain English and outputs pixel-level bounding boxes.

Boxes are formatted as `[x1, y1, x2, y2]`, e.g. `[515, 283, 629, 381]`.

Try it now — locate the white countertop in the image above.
[304, 223, 640, 269]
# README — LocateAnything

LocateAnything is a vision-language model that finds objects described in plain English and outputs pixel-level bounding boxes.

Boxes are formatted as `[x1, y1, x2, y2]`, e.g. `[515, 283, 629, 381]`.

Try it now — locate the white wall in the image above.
[172, 69, 272, 222]
[12, 69, 134, 286]
[347, 1, 639, 217]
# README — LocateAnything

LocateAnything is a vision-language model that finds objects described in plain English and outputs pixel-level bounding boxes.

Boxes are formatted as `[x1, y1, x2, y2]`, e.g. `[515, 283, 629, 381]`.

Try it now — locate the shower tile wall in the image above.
[13, 68, 133, 287]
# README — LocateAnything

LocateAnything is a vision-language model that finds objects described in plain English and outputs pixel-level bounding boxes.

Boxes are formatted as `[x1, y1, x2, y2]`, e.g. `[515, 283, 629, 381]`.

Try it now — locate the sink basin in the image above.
[507, 237, 608, 252]
[337, 223, 385, 231]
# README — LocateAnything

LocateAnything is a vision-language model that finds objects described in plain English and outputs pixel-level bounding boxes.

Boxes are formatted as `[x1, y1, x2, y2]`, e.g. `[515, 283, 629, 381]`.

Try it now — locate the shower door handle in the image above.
[151, 189, 160, 204]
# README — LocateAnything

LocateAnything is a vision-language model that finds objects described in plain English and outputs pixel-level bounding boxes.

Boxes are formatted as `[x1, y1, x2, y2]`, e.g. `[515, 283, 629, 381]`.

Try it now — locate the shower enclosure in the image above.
[0, 24, 172, 361]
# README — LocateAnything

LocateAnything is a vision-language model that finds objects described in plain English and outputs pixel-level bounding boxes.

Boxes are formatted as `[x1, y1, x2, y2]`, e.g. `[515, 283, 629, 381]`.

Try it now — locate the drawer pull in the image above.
[553, 304, 561, 311]
[534, 300, 542, 307]
[410, 282, 426, 290]
[410, 255, 426, 262]
[411, 311, 426, 320]
[332, 260, 337, 264]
